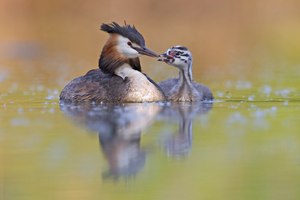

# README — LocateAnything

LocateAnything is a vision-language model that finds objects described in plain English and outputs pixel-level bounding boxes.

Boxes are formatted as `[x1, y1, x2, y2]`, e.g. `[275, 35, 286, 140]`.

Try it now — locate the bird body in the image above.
[158, 46, 213, 102]
[60, 68, 165, 103]
[60, 22, 165, 103]
[158, 78, 213, 102]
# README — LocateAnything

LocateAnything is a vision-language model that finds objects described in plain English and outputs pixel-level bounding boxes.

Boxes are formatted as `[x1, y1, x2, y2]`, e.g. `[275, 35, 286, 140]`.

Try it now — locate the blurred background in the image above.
[1, 0, 300, 90]
[1, 1, 300, 200]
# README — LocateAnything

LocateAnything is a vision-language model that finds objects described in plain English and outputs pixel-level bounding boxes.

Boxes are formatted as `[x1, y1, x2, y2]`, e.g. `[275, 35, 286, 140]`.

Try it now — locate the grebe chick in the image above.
[60, 22, 166, 103]
[157, 46, 213, 102]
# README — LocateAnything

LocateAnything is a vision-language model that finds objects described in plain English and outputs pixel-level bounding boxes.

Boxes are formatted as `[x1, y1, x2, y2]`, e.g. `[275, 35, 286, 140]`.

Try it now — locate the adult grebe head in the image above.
[99, 22, 158, 75]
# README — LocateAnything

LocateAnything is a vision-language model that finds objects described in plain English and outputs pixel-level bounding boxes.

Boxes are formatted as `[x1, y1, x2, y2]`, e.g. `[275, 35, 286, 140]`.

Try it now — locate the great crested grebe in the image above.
[158, 46, 213, 102]
[60, 22, 166, 103]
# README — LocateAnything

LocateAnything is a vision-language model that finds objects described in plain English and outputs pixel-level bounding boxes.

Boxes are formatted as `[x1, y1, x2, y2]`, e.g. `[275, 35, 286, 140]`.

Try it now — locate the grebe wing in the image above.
[60, 69, 129, 103]
[158, 78, 179, 93]
[193, 82, 213, 101]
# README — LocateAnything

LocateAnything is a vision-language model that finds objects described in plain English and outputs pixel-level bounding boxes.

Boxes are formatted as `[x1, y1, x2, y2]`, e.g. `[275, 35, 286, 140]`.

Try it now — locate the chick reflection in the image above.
[60, 103, 161, 180]
[160, 102, 212, 158]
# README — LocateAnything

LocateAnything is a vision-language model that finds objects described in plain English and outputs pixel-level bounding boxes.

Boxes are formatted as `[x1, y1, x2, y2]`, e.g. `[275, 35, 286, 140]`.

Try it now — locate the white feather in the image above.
[116, 35, 139, 58]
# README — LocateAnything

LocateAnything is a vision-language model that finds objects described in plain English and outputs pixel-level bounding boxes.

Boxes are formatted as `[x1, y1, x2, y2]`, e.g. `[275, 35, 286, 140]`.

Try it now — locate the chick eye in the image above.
[127, 41, 132, 46]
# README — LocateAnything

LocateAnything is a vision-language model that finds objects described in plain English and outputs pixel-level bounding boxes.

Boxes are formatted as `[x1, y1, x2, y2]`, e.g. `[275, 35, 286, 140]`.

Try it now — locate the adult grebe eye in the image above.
[127, 42, 132, 46]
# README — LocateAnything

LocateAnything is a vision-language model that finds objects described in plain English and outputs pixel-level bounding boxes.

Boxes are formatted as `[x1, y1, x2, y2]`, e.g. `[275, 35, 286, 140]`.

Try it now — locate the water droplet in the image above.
[283, 101, 289, 106]
[10, 118, 29, 126]
[259, 85, 272, 96]
[248, 95, 255, 101]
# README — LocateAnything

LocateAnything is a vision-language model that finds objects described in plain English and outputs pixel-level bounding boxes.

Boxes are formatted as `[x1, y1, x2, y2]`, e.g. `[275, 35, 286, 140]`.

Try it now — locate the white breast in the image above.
[115, 64, 164, 102]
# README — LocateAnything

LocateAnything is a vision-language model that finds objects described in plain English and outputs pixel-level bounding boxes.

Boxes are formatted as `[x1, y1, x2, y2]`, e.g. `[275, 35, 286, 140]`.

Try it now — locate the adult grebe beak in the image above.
[133, 46, 159, 57]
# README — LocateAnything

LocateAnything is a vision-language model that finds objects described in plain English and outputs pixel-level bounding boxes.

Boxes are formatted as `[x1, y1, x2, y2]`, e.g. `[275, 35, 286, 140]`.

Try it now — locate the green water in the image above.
[1, 63, 300, 200]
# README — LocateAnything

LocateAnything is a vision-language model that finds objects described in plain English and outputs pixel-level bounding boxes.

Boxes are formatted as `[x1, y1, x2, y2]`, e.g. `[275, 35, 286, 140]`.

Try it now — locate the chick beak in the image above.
[158, 53, 168, 61]
[158, 53, 174, 63]
[133, 46, 159, 57]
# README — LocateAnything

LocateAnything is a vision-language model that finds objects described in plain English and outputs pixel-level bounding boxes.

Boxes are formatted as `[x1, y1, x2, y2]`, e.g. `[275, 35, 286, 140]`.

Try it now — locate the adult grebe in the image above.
[158, 46, 213, 102]
[60, 22, 166, 103]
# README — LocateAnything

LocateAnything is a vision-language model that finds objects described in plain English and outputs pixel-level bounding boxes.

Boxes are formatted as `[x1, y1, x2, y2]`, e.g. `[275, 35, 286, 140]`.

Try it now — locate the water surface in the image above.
[1, 76, 299, 199]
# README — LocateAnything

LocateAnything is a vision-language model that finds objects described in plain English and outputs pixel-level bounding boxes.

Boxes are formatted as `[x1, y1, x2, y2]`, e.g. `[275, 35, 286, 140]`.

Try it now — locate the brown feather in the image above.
[127, 58, 141, 72]
[98, 34, 142, 74]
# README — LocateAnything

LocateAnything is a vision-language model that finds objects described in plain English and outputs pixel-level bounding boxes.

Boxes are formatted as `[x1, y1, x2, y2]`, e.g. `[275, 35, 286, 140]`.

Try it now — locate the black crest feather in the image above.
[101, 22, 145, 47]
